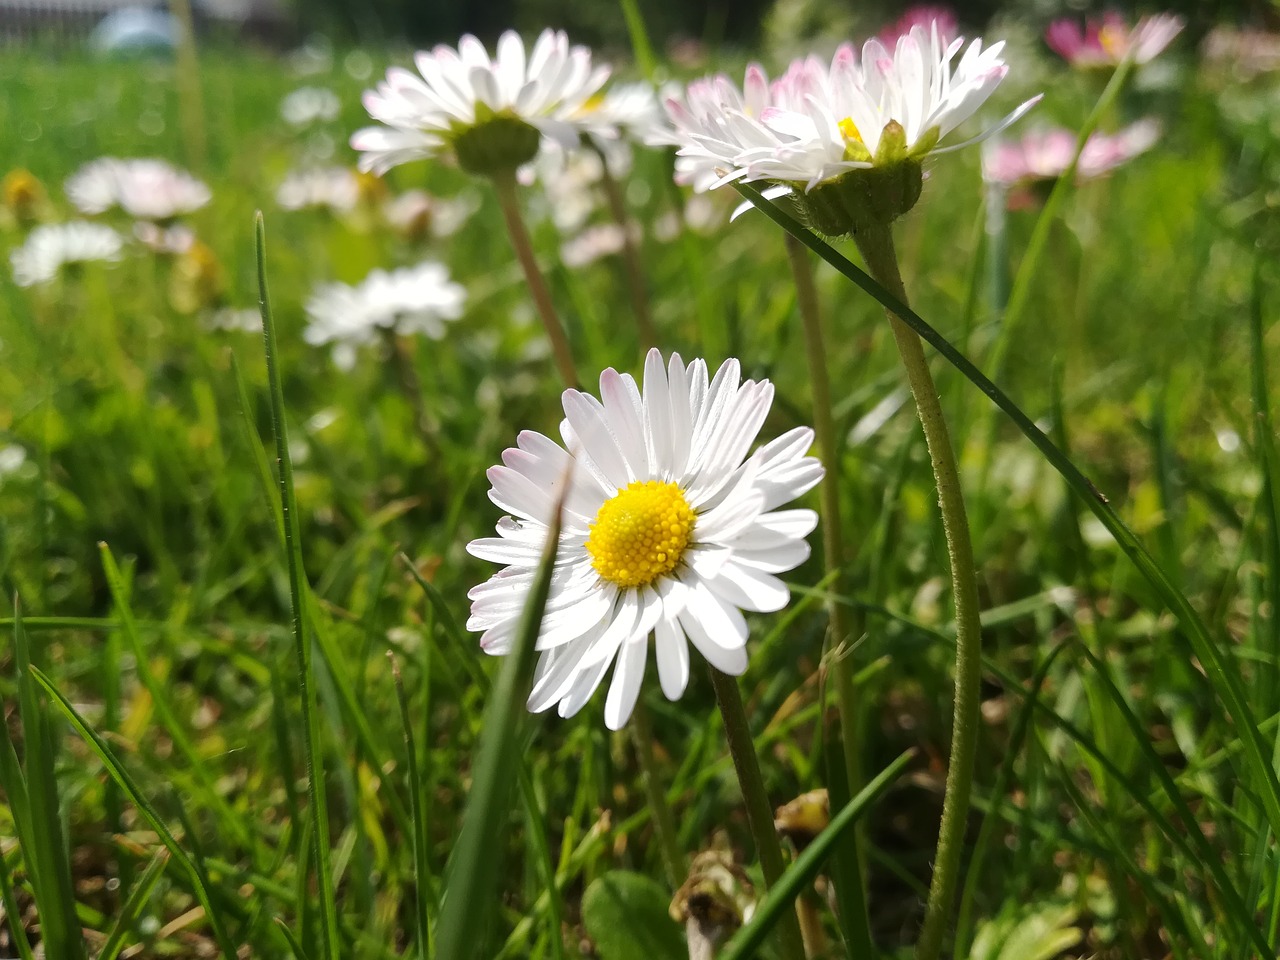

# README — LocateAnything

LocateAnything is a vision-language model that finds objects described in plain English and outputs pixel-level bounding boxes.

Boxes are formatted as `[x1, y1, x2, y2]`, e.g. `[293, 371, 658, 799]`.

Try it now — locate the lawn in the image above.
[1, 11, 1279, 959]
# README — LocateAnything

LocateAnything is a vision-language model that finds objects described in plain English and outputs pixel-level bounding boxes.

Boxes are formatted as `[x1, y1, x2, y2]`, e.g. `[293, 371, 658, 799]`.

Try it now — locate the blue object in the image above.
[89, 8, 179, 56]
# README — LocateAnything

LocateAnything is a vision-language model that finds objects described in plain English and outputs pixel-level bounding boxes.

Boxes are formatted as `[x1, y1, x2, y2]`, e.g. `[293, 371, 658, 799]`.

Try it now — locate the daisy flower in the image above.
[10, 221, 124, 287]
[658, 22, 1039, 232]
[276, 167, 383, 214]
[65, 157, 211, 221]
[280, 86, 341, 127]
[381, 188, 478, 239]
[982, 120, 1160, 189]
[304, 262, 466, 369]
[351, 29, 612, 177]
[1046, 12, 1184, 69]
[466, 349, 824, 730]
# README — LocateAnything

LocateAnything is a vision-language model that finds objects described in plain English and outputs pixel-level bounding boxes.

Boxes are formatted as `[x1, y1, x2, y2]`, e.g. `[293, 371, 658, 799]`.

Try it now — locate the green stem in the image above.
[591, 141, 658, 350]
[492, 171, 579, 388]
[708, 667, 806, 960]
[783, 233, 874, 952]
[631, 697, 685, 889]
[851, 225, 982, 960]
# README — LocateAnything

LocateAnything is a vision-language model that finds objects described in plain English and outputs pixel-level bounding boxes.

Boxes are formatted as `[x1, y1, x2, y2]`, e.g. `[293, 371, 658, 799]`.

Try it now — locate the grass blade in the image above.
[717, 749, 914, 960]
[736, 181, 1280, 846]
[254, 211, 340, 960]
[29, 665, 238, 957]
[618, 0, 657, 81]
[433, 493, 564, 959]
[0, 839, 35, 960]
[12, 598, 84, 960]
[97, 849, 170, 960]
[391, 655, 431, 960]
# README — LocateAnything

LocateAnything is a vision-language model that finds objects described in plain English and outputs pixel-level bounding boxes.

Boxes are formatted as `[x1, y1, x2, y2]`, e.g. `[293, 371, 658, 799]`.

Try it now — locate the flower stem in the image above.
[708, 667, 806, 960]
[590, 141, 658, 350]
[784, 233, 874, 951]
[851, 224, 983, 960]
[632, 696, 684, 889]
[492, 171, 579, 388]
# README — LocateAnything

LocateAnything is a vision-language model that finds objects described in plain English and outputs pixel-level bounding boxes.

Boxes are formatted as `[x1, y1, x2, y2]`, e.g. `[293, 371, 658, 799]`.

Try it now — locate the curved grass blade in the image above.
[255, 211, 339, 960]
[735, 181, 1280, 845]
[433, 493, 564, 960]
[717, 749, 914, 960]
[13, 598, 84, 960]
[275, 916, 313, 960]
[97, 848, 169, 960]
[29, 665, 238, 957]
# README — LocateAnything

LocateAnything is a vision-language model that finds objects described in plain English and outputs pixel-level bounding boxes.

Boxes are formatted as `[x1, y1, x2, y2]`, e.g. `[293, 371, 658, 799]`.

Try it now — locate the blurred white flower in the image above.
[0, 445, 27, 476]
[982, 120, 1160, 187]
[134, 221, 196, 254]
[11, 221, 125, 286]
[466, 349, 824, 729]
[205, 306, 263, 333]
[304, 262, 466, 368]
[1046, 13, 1184, 68]
[560, 223, 637, 268]
[521, 145, 609, 231]
[351, 29, 612, 176]
[381, 188, 479, 238]
[280, 86, 341, 126]
[66, 157, 211, 220]
[276, 167, 362, 212]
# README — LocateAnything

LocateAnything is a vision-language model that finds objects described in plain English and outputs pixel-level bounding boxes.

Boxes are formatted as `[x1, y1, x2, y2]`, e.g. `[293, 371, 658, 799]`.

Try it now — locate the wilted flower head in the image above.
[10, 221, 125, 287]
[66, 158, 211, 221]
[466, 349, 823, 730]
[1046, 12, 1184, 68]
[658, 22, 1039, 233]
[3, 169, 47, 225]
[351, 29, 611, 178]
[280, 86, 342, 126]
[305, 262, 466, 368]
[169, 239, 224, 314]
[982, 120, 1160, 191]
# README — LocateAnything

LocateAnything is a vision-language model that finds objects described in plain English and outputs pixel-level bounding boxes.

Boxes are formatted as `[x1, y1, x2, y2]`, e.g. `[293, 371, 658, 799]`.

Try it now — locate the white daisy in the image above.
[280, 86, 342, 127]
[381, 188, 479, 238]
[276, 167, 363, 213]
[658, 23, 1038, 197]
[304, 262, 466, 368]
[65, 157, 211, 220]
[10, 221, 125, 287]
[466, 349, 824, 730]
[351, 29, 612, 177]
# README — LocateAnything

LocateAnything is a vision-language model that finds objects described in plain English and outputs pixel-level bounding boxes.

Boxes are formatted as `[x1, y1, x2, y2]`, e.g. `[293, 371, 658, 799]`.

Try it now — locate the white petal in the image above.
[655, 612, 690, 700]
[604, 633, 648, 730]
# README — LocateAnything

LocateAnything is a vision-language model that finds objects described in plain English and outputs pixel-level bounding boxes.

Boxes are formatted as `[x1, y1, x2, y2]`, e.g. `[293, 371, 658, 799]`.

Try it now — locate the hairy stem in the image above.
[493, 171, 579, 388]
[852, 224, 983, 960]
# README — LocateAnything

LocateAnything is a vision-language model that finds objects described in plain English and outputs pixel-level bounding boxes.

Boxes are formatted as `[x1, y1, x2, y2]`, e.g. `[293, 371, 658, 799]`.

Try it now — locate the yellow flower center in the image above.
[838, 116, 864, 145]
[1098, 23, 1126, 57]
[585, 480, 695, 588]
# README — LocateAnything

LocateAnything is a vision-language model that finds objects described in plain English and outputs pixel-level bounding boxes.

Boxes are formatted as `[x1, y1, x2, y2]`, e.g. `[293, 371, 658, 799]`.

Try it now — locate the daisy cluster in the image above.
[652, 22, 1040, 232]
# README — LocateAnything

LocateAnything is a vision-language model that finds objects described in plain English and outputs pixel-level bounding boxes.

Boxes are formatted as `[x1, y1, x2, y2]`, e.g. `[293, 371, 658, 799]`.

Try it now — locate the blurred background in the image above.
[3, 0, 1277, 53]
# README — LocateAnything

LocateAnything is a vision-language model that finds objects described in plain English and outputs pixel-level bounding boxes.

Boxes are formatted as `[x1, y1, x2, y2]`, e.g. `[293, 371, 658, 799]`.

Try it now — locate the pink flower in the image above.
[880, 5, 958, 48]
[1046, 12, 1183, 68]
[982, 120, 1160, 193]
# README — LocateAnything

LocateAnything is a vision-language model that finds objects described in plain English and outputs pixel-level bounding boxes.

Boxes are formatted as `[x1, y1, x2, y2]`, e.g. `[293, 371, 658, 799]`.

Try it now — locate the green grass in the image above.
[0, 24, 1279, 960]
